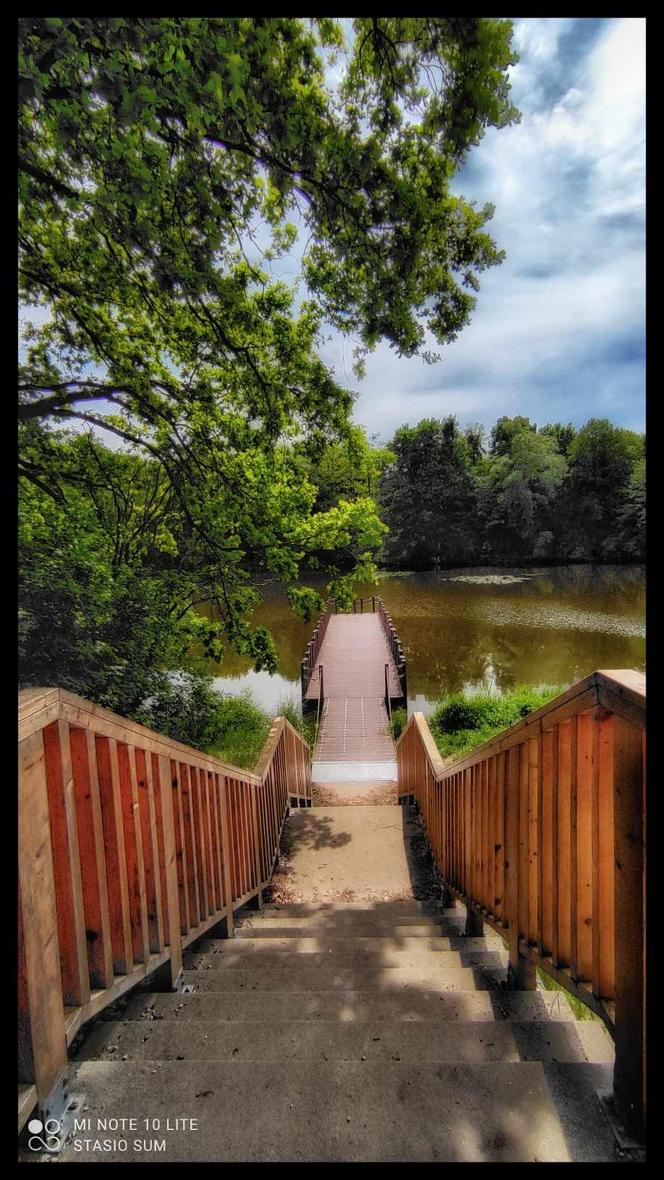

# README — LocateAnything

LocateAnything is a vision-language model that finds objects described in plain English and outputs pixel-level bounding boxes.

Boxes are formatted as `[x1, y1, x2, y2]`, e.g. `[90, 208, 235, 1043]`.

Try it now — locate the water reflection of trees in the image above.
[200, 568, 645, 708]
[400, 615, 645, 702]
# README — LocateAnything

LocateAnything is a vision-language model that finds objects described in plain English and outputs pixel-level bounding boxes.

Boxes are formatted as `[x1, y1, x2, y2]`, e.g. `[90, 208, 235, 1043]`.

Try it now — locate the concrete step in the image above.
[185, 947, 509, 974]
[234, 921, 464, 938]
[261, 901, 448, 916]
[196, 935, 501, 955]
[106, 988, 583, 1025]
[77, 1018, 614, 1066]
[60, 1059, 616, 1161]
[181, 965, 496, 992]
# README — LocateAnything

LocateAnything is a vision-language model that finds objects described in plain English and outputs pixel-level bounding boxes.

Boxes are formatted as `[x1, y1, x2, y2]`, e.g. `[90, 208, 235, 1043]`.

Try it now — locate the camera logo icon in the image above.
[27, 1117, 62, 1153]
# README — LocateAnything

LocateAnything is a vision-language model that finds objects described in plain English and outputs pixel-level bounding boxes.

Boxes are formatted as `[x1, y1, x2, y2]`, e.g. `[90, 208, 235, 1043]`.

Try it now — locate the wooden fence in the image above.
[18, 688, 310, 1131]
[396, 670, 646, 1139]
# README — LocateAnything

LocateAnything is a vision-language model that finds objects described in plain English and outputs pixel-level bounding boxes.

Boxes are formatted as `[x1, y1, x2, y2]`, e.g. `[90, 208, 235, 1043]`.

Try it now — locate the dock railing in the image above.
[396, 669, 646, 1139]
[300, 593, 407, 710]
[300, 601, 333, 698]
[376, 598, 408, 704]
[18, 687, 311, 1132]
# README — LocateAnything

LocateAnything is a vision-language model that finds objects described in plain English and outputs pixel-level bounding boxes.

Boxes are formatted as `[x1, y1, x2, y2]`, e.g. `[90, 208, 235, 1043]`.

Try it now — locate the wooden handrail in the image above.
[18, 687, 311, 1129]
[396, 669, 646, 1139]
[300, 601, 333, 697]
[376, 598, 408, 705]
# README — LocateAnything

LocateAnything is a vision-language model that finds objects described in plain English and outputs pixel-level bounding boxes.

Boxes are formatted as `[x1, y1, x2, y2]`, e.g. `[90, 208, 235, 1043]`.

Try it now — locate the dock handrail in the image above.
[396, 669, 646, 1138]
[18, 687, 311, 1130]
[300, 593, 407, 710]
[376, 598, 407, 703]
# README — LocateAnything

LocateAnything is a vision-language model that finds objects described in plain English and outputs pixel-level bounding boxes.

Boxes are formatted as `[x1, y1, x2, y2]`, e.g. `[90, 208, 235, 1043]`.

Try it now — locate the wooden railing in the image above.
[376, 598, 407, 705]
[396, 670, 646, 1139]
[300, 604, 332, 698]
[18, 687, 311, 1131]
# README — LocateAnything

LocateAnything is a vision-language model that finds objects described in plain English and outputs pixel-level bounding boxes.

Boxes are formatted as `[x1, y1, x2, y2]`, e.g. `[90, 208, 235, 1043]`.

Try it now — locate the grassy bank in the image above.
[137, 672, 314, 770]
[209, 695, 316, 769]
[390, 684, 565, 759]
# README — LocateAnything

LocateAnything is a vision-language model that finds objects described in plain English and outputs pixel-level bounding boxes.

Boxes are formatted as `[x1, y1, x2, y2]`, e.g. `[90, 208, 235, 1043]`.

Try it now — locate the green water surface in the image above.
[198, 565, 645, 717]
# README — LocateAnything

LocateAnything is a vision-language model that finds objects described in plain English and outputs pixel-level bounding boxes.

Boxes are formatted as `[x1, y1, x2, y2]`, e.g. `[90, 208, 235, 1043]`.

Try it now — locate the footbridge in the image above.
[301, 597, 407, 781]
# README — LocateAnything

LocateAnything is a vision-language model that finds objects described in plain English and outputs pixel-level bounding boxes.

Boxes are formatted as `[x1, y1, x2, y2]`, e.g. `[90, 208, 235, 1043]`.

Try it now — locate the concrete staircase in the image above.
[62, 898, 619, 1162]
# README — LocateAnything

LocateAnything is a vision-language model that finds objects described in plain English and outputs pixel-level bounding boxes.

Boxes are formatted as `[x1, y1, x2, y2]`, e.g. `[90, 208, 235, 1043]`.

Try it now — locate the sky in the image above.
[321, 16, 646, 442]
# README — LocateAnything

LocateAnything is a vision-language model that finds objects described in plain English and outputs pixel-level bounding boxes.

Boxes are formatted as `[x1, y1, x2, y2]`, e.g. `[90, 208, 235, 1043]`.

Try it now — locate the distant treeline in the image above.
[371, 415, 644, 568]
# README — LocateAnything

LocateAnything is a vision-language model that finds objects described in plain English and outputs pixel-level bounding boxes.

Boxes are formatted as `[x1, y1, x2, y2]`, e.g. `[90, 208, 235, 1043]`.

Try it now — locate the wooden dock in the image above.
[301, 599, 407, 769]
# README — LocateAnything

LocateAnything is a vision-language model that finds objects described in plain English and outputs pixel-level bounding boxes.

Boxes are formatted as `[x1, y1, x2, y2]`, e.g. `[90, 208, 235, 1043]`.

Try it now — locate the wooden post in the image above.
[218, 775, 235, 938]
[506, 744, 535, 989]
[18, 731, 68, 1105]
[249, 784, 263, 910]
[319, 664, 324, 708]
[372, 595, 376, 612]
[155, 755, 183, 986]
[41, 720, 90, 1007]
[465, 903, 484, 936]
[612, 715, 645, 1138]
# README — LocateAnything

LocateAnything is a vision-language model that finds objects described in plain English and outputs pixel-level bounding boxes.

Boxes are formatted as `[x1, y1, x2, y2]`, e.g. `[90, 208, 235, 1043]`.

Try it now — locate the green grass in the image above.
[428, 684, 565, 759]
[208, 691, 273, 769]
[537, 968, 601, 1022]
[208, 692, 314, 770]
[389, 684, 565, 756]
[275, 696, 317, 747]
[390, 706, 408, 741]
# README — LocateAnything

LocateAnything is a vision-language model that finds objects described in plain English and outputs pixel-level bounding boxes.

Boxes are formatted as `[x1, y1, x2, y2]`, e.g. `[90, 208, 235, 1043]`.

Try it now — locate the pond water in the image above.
[197, 565, 645, 718]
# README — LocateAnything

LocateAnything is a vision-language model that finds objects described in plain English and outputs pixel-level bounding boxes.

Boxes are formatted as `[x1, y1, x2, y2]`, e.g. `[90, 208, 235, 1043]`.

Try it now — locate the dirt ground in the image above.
[265, 803, 442, 906]
[311, 780, 398, 806]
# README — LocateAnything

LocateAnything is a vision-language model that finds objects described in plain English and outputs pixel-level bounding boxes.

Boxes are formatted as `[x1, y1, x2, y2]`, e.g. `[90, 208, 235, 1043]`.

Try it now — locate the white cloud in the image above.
[341, 16, 646, 440]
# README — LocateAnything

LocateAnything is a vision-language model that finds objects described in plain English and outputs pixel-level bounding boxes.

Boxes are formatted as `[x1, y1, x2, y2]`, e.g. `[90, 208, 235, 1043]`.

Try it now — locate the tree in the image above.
[557, 419, 644, 560]
[19, 17, 519, 660]
[302, 426, 394, 512]
[379, 417, 479, 567]
[478, 420, 568, 560]
[613, 457, 645, 559]
[489, 415, 536, 458]
[539, 421, 576, 458]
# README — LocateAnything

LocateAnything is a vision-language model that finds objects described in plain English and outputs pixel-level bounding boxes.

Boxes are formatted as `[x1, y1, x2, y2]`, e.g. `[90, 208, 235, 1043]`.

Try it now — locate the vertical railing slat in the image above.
[178, 763, 198, 930]
[41, 720, 90, 1006]
[134, 748, 164, 954]
[150, 752, 170, 947]
[95, 735, 133, 974]
[218, 775, 235, 934]
[116, 742, 150, 964]
[612, 714, 645, 1137]
[70, 728, 114, 988]
[156, 755, 182, 986]
[597, 713, 615, 999]
[575, 713, 593, 980]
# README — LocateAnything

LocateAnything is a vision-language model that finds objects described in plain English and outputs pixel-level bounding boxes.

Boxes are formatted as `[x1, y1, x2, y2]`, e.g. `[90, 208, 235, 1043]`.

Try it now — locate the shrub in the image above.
[137, 672, 271, 769]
